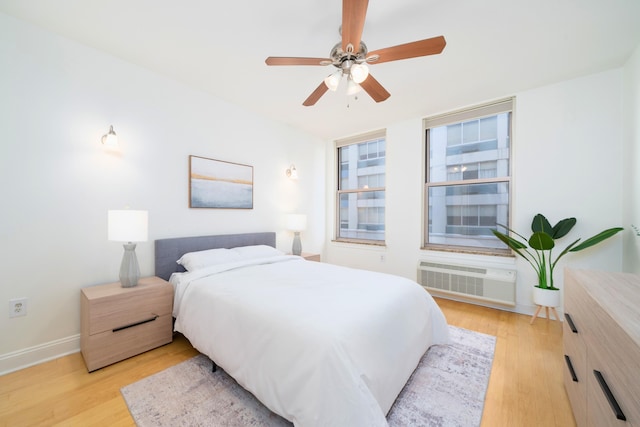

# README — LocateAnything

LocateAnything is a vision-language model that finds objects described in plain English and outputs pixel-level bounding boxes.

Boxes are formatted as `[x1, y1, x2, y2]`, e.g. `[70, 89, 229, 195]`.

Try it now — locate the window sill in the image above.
[332, 239, 386, 247]
[421, 244, 513, 258]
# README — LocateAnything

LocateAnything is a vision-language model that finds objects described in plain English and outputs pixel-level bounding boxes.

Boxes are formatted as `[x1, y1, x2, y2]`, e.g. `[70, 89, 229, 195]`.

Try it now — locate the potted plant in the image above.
[492, 213, 623, 307]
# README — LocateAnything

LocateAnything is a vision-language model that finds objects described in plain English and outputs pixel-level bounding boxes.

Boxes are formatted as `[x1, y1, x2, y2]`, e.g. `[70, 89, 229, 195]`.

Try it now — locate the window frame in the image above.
[423, 99, 513, 255]
[335, 129, 386, 245]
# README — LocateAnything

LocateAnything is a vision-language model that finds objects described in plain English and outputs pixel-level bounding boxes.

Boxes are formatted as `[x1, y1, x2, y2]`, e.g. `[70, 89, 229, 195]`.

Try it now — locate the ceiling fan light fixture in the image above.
[324, 71, 342, 91]
[346, 77, 362, 96]
[351, 63, 369, 84]
[264, 2, 446, 106]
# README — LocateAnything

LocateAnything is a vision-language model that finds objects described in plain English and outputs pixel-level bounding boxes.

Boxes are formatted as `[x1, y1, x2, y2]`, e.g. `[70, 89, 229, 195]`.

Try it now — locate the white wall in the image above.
[325, 67, 629, 316]
[2, 9, 636, 374]
[622, 44, 640, 273]
[0, 13, 325, 373]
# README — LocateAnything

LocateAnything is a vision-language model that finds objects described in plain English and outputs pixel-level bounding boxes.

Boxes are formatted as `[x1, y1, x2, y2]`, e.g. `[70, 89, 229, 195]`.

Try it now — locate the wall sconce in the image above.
[286, 164, 299, 180]
[101, 125, 118, 148]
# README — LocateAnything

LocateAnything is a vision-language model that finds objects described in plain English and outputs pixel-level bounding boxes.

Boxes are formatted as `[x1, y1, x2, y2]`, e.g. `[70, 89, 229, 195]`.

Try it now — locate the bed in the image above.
[155, 232, 449, 427]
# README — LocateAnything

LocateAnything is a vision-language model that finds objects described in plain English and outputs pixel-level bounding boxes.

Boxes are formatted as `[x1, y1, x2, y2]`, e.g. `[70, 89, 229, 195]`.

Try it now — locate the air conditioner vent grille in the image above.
[418, 261, 516, 306]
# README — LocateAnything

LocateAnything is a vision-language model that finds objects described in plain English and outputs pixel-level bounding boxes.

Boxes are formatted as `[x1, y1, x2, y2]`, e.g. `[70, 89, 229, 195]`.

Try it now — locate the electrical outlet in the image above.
[9, 298, 28, 318]
[380, 254, 386, 262]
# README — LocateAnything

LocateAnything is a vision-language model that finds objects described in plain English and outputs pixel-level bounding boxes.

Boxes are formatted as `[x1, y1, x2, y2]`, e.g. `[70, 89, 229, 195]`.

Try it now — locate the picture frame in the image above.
[189, 155, 253, 209]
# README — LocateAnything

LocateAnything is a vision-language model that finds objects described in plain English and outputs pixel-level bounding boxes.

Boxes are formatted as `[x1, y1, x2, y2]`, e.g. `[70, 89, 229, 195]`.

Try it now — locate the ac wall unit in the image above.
[418, 260, 516, 306]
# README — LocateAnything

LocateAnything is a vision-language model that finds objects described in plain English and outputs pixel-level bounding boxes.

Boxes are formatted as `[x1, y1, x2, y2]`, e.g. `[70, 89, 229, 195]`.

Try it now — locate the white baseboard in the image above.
[0, 334, 80, 376]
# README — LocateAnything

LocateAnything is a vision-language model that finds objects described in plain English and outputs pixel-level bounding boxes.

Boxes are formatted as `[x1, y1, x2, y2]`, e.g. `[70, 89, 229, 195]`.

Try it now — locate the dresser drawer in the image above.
[564, 274, 591, 337]
[587, 344, 640, 427]
[565, 269, 640, 427]
[584, 300, 640, 397]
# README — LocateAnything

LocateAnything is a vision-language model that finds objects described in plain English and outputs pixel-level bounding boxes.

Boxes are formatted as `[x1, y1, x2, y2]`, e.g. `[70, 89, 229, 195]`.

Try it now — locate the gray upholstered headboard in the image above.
[154, 232, 276, 281]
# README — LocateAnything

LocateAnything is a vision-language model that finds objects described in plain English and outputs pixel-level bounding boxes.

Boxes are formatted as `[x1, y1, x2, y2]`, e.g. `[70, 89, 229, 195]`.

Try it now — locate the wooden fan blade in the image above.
[360, 74, 390, 103]
[342, 0, 369, 52]
[303, 81, 329, 106]
[265, 57, 332, 66]
[367, 36, 446, 64]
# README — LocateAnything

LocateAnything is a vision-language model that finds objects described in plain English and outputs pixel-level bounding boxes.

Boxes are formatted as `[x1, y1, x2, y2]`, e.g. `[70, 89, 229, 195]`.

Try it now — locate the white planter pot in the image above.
[533, 286, 561, 307]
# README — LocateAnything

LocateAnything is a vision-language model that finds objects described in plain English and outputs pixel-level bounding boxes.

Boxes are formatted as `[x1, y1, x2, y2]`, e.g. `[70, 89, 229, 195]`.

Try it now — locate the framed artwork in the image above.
[189, 155, 253, 209]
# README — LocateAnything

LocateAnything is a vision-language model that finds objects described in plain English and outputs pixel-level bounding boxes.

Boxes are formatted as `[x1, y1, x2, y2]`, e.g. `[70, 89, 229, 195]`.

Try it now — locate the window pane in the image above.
[378, 139, 386, 157]
[337, 133, 386, 243]
[358, 143, 368, 161]
[429, 112, 510, 183]
[462, 120, 479, 143]
[338, 191, 385, 241]
[428, 181, 509, 249]
[447, 123, 461, 146]
[479, 116, 497, 140]
[463, 163, 478, 180]
[479, 161, 497, 178]
[339, 139, 386, 190]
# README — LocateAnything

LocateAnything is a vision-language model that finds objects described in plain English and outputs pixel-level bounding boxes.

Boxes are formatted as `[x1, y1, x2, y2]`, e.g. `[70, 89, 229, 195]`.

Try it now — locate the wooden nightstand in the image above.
[80, 276, 173, 372]
[301, 252, 321, 262]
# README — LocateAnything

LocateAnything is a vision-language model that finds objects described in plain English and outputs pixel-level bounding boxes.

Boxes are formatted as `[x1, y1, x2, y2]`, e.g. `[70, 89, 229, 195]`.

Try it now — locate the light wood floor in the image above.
[0, 298, 575, 427]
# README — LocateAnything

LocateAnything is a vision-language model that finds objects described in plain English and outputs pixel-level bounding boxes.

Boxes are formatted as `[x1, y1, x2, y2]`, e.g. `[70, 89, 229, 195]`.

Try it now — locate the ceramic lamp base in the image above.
[119, 243, 140, 288]
[292, 232, 302, 256]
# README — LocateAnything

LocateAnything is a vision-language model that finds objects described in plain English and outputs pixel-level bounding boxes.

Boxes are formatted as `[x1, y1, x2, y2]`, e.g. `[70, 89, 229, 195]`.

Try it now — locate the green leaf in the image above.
[569, 227, 624, 252]
[492, 230, 527, 250]
[531, 214, 552, 234]
[495, 223, 530, 243]
[529, 231, 554, 250]
[551, 217, 576, 239]
[551, 238, 582, 269]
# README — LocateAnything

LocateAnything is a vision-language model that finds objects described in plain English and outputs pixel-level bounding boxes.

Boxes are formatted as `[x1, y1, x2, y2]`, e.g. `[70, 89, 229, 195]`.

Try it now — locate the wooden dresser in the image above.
[563, 269, 640, 426]
[80, 276, 173, 372]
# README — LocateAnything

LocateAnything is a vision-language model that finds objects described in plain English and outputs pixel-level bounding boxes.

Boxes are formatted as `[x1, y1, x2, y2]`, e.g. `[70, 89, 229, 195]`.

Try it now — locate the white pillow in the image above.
[231, 245, 284, 260]
[177, 248, 242, 272]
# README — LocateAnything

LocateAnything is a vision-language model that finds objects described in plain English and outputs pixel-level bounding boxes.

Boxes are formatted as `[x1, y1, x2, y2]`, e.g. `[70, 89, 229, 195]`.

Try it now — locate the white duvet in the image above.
[171, 255, 449, 427]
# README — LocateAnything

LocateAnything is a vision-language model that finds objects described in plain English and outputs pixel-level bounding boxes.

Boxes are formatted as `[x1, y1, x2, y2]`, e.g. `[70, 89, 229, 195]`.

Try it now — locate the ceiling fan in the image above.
[265, 0, 446, 106]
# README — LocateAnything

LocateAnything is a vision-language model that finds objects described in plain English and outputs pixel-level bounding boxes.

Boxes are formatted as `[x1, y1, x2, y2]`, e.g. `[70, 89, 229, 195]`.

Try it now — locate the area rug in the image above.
[121, 326, 495, 427]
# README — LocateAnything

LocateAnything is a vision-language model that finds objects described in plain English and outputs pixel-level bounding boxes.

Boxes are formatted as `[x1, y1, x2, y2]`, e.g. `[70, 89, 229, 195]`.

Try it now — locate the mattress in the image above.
[171, 255, 449, 426]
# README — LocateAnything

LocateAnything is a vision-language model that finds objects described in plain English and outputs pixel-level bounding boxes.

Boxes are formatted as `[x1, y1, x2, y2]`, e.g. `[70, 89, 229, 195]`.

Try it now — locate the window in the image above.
[336, 130, 386, 243]
[424, 99, 512, 253]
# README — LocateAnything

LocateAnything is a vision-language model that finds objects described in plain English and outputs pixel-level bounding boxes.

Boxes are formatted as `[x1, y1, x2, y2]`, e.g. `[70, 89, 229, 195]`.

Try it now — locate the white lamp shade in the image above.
[351, 63, 369, 84]
[346, 78, 362, 95]
[286, 214, 307, 232]
[324, 71, 341, 91]
[108, 210, 148, 242]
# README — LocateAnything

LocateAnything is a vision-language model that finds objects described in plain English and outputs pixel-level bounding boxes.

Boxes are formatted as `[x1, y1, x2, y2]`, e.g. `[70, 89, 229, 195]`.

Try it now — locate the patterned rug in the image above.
[121, 326, 495, 427]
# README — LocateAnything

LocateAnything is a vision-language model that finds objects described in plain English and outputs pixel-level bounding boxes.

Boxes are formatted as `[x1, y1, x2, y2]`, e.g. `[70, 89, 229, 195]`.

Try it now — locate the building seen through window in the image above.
[425, 99, 512, 252]
[337, 131, 386, 243]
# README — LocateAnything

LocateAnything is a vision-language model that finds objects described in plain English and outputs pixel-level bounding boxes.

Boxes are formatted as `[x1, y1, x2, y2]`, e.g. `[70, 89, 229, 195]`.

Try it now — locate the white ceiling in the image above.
[1, 0, 639, 140]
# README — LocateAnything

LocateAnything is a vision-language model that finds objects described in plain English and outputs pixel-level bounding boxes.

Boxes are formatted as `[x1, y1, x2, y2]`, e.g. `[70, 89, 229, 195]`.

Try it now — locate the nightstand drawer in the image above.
[82, 277, 173, 335]
[83, 313, 172, 372]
